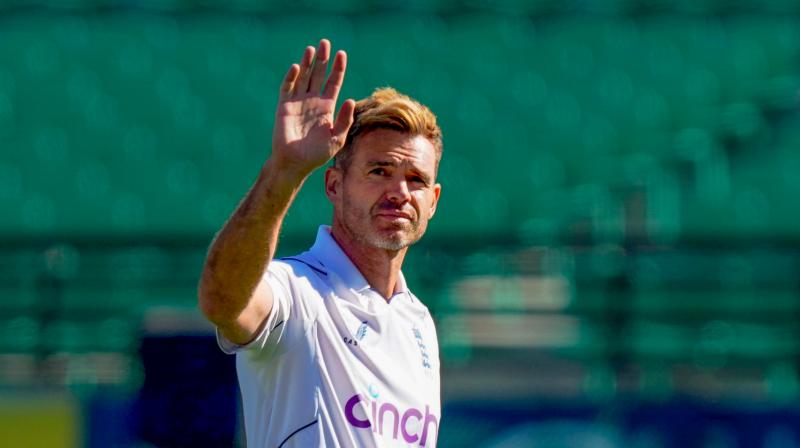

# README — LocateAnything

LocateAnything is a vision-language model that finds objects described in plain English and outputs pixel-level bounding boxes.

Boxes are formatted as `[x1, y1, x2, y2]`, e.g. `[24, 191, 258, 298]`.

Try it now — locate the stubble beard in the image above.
[340, 196, 425, 252]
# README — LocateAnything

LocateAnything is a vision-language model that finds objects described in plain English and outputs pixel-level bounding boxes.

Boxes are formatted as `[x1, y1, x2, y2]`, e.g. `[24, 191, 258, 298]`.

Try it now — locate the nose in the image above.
[386, 178, 411, 204]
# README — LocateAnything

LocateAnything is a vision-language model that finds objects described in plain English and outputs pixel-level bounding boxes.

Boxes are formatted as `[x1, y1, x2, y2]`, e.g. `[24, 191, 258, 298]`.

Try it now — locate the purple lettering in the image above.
[343, 393, 438, 446]
[419, 405, 439, 447]
[371, 399, 377, 433]
[378, 402, 400, 439]
[401, 407, 423, 443]
[344, 394, 371, 429]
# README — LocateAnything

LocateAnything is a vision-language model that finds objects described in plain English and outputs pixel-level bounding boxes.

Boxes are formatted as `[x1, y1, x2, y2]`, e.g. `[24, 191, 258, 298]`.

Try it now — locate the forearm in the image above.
[198, 38, 352, 334]
[198, 157, 307, 324]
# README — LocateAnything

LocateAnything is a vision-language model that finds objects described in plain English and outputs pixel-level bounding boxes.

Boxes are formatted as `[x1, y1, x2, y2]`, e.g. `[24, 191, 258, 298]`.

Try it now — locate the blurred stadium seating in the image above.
[1, 1, 799, 446]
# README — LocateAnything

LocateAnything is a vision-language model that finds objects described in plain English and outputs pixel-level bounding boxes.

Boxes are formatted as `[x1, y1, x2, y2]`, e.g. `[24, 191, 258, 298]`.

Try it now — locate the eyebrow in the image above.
[365, 160, 397, 167]
[365, 159, 433, 184]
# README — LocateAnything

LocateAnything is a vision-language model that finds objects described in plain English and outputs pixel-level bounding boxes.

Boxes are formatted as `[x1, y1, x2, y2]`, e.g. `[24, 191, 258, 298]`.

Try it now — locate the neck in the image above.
[330, 222, 407, 301]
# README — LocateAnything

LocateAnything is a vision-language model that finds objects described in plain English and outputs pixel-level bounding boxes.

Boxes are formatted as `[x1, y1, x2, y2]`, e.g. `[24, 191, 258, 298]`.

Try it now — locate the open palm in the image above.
[272, 40, 355, 176]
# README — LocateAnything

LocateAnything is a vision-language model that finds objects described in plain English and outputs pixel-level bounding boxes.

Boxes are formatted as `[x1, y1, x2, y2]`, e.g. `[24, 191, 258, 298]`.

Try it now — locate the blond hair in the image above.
[334, 87, 442, 172]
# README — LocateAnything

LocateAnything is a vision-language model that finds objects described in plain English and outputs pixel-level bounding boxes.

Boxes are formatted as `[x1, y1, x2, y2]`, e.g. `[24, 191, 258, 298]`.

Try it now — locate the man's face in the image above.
[326, 129, 441, 251]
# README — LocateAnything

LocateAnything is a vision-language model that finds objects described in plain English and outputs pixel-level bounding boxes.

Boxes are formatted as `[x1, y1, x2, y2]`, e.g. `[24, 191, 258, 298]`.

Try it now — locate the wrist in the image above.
[262, 156, 312, 186]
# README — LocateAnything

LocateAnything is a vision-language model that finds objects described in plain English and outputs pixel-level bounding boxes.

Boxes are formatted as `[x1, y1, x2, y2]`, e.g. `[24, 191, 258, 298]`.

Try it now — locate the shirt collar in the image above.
[308, 225, 409, 297]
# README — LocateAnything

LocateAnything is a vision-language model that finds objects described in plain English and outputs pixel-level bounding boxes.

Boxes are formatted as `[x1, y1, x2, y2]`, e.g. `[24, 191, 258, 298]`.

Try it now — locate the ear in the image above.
[324, 166, 342, 204]
[428, 183, 441, 219]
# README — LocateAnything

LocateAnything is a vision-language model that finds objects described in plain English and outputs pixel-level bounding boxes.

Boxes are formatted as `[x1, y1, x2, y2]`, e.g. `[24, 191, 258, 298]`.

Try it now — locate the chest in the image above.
[304, 290, 442, 446]
[315, 294, 439, 390]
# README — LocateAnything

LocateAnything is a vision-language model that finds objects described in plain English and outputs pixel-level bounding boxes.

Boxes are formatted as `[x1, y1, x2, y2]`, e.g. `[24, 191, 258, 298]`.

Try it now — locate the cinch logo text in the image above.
[344, 394, 438, 446]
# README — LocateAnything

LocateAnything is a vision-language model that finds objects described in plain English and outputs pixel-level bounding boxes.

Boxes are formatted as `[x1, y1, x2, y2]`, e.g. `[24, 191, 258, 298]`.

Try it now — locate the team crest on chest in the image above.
[412, 326, 433, 377]
[344, 320, 369, 347]
[356, 321, 368, 341]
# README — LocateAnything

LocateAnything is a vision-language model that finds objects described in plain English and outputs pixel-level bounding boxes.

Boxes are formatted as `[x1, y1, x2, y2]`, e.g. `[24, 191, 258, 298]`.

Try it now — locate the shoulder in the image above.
[406, 290, 434, 319]
[267, 255, 331, 315]
[267, 255, 327, 285]
[402, 290, 439, 335]
[275, 255, 328, 277]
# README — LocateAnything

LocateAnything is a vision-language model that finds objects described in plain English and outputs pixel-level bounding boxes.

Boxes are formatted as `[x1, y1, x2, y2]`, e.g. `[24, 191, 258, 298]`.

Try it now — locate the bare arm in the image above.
[198, 39, 355, 345]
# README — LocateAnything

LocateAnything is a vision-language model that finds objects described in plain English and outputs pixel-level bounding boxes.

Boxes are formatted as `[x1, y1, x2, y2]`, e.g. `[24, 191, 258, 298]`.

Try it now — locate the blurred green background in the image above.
[1, 0, 799, 447]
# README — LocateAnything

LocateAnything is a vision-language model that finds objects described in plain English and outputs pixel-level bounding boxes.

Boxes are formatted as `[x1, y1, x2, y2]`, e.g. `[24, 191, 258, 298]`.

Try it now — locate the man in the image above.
[198, 39, 443, 447]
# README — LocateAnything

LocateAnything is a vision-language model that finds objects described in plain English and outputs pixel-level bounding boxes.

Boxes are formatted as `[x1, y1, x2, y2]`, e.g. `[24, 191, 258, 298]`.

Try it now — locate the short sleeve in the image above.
[215, 262, 294, 356]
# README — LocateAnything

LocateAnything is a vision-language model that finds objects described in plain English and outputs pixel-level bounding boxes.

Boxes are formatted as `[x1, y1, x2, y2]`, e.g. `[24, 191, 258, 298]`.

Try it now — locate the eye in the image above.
[369, 167, 387, 176]
[409, 175, 427, 185]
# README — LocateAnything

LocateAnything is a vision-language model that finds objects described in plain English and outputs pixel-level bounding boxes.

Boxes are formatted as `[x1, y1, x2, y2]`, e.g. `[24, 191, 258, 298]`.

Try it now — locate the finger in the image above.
[279, 64, 300, 100]
[295, 45, 315, 95]
[307, 39, 331, 94]
[322, 50, 347, 100]
[332, 99, 355, 145]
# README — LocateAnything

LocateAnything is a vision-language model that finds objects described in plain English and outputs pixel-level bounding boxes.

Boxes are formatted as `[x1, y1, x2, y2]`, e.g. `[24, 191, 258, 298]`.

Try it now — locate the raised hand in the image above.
[271, 39, 355, 177]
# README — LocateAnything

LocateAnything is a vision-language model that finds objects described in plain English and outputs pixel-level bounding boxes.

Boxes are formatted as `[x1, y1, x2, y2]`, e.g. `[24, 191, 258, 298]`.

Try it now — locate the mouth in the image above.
[374, 210, 414, 222]
[375, 213, 411, 222]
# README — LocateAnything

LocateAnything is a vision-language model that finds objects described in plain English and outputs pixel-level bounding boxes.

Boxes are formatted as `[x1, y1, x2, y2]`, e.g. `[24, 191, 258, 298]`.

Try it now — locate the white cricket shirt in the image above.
[217, 226, 441, 447]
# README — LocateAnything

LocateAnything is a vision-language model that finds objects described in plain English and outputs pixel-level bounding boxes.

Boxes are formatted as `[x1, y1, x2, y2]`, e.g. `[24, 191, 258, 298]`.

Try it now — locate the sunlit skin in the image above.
[325, 129, 441, 300]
